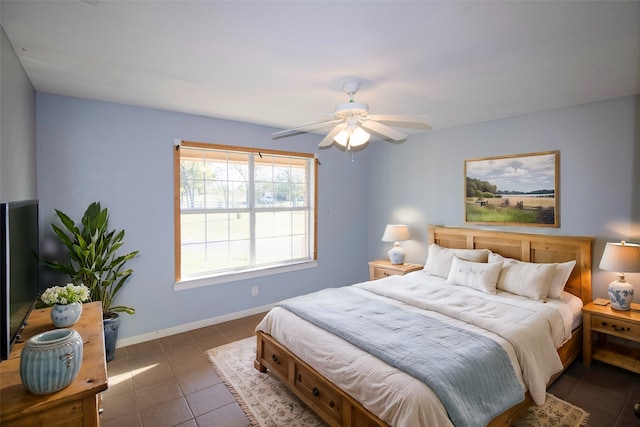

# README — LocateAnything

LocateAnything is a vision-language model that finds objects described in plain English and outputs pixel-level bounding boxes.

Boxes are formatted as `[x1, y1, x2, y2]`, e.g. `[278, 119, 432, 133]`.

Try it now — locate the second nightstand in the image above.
[368, 259, 423, 281]
[582, 301, 640, 374]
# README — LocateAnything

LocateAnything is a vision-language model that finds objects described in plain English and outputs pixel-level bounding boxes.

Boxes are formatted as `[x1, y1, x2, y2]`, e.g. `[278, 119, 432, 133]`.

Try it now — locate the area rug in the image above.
[207, 337, 589, 427]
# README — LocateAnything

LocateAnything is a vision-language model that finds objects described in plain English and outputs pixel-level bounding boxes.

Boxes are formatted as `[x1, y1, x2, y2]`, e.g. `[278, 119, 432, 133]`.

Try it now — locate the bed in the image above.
[254, 226, 592, 427]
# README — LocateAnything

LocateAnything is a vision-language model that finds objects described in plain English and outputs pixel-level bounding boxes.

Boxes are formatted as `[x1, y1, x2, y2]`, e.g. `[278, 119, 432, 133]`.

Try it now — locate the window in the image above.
[174, 141, 317, 284]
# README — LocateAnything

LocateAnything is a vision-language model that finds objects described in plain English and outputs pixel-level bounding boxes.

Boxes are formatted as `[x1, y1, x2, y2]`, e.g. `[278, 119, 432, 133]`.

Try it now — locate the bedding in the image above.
[280, 286, 523, 427]
[256, 270, 583, 427]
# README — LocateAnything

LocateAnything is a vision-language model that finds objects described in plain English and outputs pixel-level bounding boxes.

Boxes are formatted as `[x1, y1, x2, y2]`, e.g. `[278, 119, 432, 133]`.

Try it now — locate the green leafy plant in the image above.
[45, 202, 139, 316]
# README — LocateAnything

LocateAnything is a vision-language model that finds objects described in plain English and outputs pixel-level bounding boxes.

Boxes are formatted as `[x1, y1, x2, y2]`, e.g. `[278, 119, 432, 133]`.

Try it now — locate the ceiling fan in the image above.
[272, 82, 431, 150]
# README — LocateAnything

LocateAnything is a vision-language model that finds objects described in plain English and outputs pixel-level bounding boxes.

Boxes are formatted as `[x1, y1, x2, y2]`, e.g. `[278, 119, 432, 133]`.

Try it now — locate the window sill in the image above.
[174, 260, 318, 291]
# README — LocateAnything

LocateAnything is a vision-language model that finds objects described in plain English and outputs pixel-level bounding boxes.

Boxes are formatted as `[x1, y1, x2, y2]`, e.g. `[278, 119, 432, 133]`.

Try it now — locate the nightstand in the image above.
[582, 301, 640, 374]
[368, 259, 423, 281]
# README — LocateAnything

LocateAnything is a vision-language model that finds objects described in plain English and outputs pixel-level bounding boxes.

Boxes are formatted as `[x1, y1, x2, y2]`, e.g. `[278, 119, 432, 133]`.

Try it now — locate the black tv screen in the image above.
[1, 199, 40, 361]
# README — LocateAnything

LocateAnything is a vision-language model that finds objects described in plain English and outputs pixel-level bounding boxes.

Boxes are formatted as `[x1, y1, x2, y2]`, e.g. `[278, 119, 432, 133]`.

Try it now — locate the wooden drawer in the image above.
[372, 267, 402, 280]
[591, 315, 639, 341]
[3, 400, 84, 427]
[262, 339, 290, 379]
[294, 362, 343, 423]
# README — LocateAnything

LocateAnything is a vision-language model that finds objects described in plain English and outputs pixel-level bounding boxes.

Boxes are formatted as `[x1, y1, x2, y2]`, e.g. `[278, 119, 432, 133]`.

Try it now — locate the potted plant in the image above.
[40, 283, 91, 328]
[45, 202, 139, 361]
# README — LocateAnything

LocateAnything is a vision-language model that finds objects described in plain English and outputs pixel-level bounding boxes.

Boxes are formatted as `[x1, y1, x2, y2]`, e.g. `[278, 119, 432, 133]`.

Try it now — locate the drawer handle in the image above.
[297, 374, 302, 382]
[329, 401, 335, 408]
[611, 325, 631, 332]
[384, 272, 390, 276]
[271, 354, 278, 363]
[312, 387, 320, 397]
[602, 321, 631, 332]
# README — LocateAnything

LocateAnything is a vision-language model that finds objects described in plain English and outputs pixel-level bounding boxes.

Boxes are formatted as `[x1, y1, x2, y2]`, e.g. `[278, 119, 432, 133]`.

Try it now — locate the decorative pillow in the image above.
[425, 244, 490, 279]
[547, 260, 577, 299]
[489, 252, 575, 300]
[488, 252, 506, 263]
[447, 256, 503, 294]
[496, 258, 558, 300]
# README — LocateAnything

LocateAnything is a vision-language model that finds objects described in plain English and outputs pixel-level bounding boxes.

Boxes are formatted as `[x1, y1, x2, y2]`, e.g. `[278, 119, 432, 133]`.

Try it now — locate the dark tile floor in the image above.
[100, 313, 640, 427]
[547, 356, 640, 427]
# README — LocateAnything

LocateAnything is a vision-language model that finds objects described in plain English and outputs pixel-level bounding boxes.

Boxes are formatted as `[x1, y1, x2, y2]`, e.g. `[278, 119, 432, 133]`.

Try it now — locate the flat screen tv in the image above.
[0, 199, 40, 361]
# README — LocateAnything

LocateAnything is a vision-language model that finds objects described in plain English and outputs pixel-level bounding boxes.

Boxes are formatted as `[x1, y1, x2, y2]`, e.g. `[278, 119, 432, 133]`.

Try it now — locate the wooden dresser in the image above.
[0, 302, 108, 427]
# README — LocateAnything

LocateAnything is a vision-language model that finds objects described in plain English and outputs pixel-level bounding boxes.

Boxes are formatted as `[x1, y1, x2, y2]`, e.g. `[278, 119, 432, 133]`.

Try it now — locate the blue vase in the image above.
[20, 328, 83, 395]
[103, 313, 120, 362]
[608, 281, 634, 311]
[51, 302, 83, 327]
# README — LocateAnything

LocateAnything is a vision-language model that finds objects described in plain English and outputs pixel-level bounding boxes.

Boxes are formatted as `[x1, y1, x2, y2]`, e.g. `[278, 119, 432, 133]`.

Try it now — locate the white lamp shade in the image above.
[381, 225, 411, 242]
[333, 129, 349, 147]
[599, 242, 640, 272]
[348, 127, 370, 147]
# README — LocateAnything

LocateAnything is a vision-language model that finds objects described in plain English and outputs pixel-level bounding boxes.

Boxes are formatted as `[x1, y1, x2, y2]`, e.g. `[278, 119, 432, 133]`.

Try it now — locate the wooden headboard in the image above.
[428, 226, 593, 304]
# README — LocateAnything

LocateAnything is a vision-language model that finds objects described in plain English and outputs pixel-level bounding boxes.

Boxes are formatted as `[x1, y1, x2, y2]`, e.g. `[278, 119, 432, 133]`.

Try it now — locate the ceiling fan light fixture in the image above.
[349, 127, 370, 147]
[333, 129, 349, 147]
[333, 126, 370, 148]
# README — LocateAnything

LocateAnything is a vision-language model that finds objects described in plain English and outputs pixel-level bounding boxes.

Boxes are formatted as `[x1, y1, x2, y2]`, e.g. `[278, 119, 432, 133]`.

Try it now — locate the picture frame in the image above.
[464, 150, 559, 227]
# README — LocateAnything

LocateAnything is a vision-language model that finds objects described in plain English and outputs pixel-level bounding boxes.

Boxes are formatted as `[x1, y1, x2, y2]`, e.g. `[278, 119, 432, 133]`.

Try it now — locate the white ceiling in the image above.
[2, 1, 639, 135]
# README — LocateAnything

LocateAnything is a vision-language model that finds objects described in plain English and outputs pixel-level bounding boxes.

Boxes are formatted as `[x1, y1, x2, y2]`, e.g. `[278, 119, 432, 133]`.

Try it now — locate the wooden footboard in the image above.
[255, 330, 387, 427]
[255, 329, 582, 427]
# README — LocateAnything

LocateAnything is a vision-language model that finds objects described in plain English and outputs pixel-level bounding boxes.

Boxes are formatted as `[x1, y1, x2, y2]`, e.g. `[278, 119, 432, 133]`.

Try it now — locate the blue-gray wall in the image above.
[367, 96, 640, 303]
[35, 93, 371, 342]
[0, 27, 36, 202]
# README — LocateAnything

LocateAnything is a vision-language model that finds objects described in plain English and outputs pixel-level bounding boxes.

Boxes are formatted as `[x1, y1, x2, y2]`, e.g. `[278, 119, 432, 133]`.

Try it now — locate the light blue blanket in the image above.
[280, 287, 524, 427]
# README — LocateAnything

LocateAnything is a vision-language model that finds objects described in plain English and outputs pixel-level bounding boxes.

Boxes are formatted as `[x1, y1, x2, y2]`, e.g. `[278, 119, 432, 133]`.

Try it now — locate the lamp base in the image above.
[388, 244, 405, 265]
[608, 279, 634, 311]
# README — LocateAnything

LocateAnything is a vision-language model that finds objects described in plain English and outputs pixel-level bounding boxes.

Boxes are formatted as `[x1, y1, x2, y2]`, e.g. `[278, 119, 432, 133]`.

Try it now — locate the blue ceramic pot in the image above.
[20, 328, 83, 395]
[51, 302, 83, 327]
[103, 313, 120, 362]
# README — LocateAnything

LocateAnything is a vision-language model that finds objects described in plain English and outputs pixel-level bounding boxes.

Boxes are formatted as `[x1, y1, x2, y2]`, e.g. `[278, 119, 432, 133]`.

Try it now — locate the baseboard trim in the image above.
[115, 303, 276, 348]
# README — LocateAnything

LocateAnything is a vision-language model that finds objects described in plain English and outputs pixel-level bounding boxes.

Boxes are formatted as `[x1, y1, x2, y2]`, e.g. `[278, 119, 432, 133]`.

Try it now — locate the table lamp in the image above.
[599, 241, 640, 311]
[381, 224, 411, 265]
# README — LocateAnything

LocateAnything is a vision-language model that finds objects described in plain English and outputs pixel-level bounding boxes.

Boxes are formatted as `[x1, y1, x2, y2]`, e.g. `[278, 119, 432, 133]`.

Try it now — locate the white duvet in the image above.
[256, 270, 582, 427]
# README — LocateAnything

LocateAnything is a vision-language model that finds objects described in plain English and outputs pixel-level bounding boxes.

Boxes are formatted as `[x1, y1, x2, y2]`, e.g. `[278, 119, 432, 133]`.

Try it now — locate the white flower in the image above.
[40, 283, 91, 306]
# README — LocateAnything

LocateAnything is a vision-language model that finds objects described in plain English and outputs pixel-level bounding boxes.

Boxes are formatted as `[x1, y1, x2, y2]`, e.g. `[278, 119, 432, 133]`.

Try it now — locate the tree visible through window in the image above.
[174, 141, 317, 282]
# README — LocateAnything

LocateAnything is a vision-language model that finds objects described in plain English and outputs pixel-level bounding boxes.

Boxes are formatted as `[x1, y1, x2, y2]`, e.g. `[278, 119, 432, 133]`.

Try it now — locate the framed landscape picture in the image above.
[464, 150, 559, 227]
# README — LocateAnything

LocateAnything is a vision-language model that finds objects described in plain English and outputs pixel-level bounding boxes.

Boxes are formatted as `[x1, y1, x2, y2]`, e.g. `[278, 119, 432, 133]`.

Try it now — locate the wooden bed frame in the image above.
[255, 226, 592, 427]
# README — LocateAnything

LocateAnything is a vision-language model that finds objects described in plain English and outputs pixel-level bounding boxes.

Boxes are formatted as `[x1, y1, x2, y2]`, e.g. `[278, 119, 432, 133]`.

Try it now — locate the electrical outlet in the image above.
[251, 286, 259, 296]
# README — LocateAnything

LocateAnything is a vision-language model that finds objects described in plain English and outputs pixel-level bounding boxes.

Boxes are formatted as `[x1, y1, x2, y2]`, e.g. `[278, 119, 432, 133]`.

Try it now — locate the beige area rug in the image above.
[207, 338, 589, 427]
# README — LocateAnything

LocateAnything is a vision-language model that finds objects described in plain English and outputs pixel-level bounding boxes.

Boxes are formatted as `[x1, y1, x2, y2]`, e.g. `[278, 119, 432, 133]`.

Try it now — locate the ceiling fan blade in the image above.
[272, 118, 342, 138]
[360, 120, 408, 141]
[367, 114, 432, 130]
[318, 123, 347, 147]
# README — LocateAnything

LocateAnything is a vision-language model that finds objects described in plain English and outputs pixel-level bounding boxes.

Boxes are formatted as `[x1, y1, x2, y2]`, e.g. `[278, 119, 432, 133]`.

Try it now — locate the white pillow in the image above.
[425, 244, 490, 279]
[447, 256, 503, 294]
[547, 260, 576, 299]
[497, 258, 558, 300]
[488, 252, 506, 263]
[489, 252, 576, 300]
